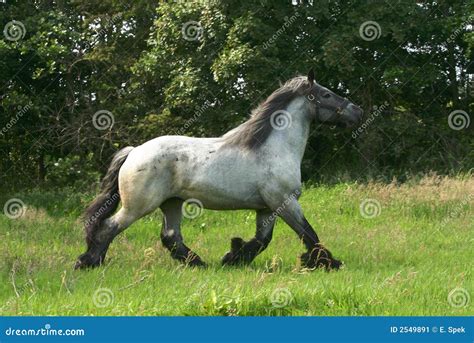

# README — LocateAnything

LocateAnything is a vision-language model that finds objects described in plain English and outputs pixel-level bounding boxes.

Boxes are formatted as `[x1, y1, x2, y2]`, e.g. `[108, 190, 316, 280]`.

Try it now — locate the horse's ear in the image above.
[307, 68, 315, 85]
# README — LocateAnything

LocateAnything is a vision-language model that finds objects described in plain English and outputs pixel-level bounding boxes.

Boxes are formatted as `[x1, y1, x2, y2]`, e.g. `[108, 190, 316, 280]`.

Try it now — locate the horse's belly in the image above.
[201, 192, 264, 210]
[177, 167, 266, 210]
[178, 178, 265, 210]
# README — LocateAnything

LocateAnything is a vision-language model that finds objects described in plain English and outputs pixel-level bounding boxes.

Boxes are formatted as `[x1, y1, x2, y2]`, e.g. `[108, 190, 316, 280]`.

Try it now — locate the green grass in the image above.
[1, 176, 472, 316]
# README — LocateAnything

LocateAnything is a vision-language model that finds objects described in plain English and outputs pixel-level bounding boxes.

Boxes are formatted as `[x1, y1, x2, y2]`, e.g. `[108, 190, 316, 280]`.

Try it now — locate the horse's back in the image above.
[118, 135, 266, 210]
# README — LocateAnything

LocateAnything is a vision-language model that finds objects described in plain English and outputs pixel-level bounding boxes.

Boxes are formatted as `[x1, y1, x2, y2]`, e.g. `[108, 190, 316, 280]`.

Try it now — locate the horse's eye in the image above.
[322, 93, 331, 98]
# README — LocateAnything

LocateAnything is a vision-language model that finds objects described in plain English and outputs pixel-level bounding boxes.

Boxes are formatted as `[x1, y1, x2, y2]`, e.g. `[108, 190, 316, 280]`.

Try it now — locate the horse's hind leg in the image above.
[75, 207, 143, 269]
[222, 209, 276, 266]
[76, 179, 163, 269]
[160, 198, 206, 267]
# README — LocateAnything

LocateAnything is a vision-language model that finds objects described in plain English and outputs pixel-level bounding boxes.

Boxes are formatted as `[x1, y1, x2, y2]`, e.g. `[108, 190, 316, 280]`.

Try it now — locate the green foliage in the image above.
[1, 1, 473, 190]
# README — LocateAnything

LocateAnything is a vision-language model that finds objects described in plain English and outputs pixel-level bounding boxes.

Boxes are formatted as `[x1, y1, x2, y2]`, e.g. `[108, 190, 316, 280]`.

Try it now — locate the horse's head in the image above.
[305, 69, 363, 128]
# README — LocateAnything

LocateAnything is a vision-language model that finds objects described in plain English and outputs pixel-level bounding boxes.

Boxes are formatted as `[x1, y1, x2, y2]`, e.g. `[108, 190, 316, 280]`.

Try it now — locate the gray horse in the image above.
[75, 69, 363, 271]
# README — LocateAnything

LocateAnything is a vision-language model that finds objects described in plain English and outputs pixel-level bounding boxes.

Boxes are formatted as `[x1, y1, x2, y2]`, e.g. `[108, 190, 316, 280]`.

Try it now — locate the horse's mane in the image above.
[222, 76, 312, 149]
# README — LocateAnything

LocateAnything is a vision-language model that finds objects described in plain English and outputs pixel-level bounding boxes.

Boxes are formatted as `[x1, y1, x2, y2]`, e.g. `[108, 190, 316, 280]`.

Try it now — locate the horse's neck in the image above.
[266, 97, 312, 164]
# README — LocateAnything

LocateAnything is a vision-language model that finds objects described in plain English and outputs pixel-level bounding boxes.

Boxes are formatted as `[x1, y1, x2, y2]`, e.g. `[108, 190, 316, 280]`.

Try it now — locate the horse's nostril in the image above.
[352, 106, 363, 121]
[347, 104, 363, 124]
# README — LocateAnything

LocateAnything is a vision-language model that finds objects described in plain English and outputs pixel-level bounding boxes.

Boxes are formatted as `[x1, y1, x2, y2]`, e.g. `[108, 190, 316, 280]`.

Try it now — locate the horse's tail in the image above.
[84, 146, 134, 249]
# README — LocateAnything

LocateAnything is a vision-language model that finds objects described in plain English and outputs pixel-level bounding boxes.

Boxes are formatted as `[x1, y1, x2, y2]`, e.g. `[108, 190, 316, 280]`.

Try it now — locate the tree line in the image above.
[1, 0, 472, 190]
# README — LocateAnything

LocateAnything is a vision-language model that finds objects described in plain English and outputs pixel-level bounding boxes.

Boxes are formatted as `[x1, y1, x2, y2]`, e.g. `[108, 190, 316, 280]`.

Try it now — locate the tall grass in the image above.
[0, 174, 472, 315]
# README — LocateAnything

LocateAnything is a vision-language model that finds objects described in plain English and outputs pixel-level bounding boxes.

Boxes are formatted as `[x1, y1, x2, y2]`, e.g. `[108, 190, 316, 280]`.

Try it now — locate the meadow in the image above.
[1, 175, 472, 316]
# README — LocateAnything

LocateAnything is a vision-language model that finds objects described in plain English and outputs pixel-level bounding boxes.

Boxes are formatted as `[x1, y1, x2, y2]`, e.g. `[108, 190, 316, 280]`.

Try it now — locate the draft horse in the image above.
[75, 70, 363, 271]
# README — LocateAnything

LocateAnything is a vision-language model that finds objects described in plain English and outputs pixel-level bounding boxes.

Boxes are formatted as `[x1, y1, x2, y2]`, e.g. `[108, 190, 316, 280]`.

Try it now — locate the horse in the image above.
[74, 69, 363, 271]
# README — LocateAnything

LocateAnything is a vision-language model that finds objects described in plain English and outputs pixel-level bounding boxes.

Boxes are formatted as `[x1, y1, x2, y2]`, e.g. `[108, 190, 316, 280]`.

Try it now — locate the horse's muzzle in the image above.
[345, 104, 363, 127]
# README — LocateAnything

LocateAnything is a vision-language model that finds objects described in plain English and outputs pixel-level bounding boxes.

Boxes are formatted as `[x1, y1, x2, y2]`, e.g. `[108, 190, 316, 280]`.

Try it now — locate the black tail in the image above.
[84, 146, 134, 249]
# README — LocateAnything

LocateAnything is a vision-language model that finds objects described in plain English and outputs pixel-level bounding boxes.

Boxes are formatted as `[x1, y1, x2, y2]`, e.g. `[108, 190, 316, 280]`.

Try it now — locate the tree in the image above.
[1, 0, 472, 191]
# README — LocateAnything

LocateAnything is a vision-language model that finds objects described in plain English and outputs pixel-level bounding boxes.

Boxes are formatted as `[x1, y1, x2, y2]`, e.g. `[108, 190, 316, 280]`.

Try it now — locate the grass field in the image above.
[1, 175, 472, 316]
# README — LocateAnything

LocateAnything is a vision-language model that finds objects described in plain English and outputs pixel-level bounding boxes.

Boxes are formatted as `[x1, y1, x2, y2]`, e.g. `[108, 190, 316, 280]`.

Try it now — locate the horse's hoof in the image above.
[74, 253, 102, 270]
[187, 260, 207, 268]
[221, 252, 243, 266]
[221, 237, 245, 266]
[221, 251, 234, 265]
[74, 260, 85, 270]
[185, 254, 207, 268]
[301, 248, 341, 271]
[330, 258, 343, 270]
[74, 260, 97, 270]
[230, 237, 245, 251]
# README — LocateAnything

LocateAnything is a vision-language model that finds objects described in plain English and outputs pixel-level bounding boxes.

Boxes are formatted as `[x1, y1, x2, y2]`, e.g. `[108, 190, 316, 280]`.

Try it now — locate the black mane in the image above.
[222, 76, 312, 149]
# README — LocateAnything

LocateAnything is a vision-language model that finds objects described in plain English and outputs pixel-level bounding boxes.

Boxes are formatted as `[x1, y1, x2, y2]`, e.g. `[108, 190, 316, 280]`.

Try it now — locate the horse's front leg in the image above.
[222, 209, 276, 266]
[270, 196, 341, 270]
